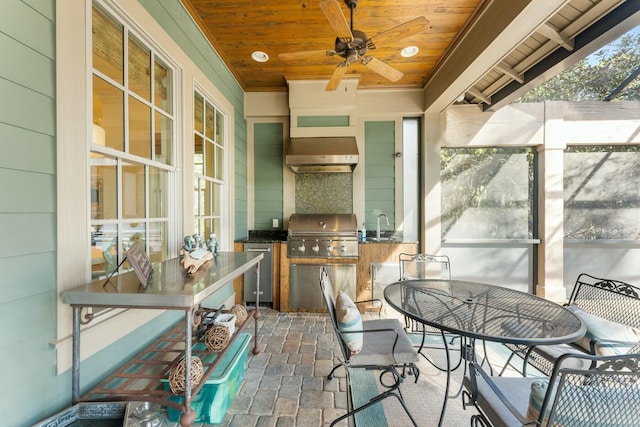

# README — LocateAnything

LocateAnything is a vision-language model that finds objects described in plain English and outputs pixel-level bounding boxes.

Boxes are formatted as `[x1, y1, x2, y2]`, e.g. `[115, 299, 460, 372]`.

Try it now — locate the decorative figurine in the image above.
[192, 234, 204, 250]
[206, 233, 219, 256]
[183, 235, 196, 253]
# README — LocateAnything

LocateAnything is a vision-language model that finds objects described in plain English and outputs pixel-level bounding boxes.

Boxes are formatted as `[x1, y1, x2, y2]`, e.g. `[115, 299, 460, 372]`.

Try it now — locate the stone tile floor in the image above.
[165, 308, 517, 427]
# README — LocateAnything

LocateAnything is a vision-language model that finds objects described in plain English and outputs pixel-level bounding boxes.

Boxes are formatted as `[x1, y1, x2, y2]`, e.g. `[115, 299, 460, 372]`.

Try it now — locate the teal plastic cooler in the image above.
[163, 332, 251, 424]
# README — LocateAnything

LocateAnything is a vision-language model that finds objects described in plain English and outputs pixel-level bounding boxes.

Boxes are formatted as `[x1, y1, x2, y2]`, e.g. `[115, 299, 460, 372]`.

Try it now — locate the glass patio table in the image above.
[384, 279, 586, 427]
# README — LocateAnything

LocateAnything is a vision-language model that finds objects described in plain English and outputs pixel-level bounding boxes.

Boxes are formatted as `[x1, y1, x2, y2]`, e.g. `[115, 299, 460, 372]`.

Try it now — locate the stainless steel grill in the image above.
[287, 213, 358, 259]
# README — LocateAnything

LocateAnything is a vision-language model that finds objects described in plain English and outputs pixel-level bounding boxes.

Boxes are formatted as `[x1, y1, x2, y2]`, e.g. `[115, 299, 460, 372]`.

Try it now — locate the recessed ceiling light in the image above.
[251, 51, 269, 62]
[401, 46, 419, 58]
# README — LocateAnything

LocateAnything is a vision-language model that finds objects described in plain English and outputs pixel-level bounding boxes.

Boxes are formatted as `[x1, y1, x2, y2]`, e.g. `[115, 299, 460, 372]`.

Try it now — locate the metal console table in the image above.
[384, 279, 586, 427]
[62, 252, 263, 427]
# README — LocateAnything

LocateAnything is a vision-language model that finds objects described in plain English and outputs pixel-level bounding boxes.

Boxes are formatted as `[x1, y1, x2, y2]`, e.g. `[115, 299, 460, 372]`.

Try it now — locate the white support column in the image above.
[536, 102, 567, 302]
[422, 113, 443, 255]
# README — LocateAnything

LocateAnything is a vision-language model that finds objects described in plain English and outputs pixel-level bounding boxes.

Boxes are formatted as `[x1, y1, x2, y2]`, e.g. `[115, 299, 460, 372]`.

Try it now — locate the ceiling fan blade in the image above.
[319, 0, 353, 43]
[362, 56, 404, 82]
[326, 62, 350, 91]
[367, 16, 429, 49]
[278, 50, 336, 62]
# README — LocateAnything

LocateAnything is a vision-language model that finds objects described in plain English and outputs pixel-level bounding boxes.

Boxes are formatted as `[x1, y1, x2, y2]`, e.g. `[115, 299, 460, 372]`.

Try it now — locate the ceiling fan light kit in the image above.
[278, 0, 429, 91]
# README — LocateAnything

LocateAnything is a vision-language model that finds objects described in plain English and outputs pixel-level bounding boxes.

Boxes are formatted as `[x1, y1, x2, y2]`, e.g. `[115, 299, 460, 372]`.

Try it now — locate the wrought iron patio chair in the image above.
[463, 352, 640, 427]
[320, 266, 420, 427]
[399, 253, 463, 371]
[501, 273, 640, 377]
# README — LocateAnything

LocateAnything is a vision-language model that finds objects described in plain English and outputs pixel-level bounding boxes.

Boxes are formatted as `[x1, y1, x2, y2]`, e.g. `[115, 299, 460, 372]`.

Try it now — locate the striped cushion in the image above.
[567, 305, 640, 356]
[335, 291, 363, 354]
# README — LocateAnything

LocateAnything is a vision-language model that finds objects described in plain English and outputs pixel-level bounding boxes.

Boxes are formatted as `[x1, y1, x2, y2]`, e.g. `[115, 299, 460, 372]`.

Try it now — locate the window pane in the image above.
[154, 57, 172, 113]
[565, 146, 640, 239]
[195, 218, 204, 238]
[441, 147, 534, 239]
[194, 93, 203, 133]
[205, 102, 214, 140]
[215, 110, 224, 146]
[92, 6, 123, 84]
[128, 35, 151, 102]
[149, 166, 167, 218]
[194, 135, 204, 175]
[195, 178, 205, 216]
[122, 162, 145, 219]
[129, 96, 152, 159]
[211, 183, 220, 216]
[203, 219, 212, 241]
[91, 224, 119, 278]
[94, 75, 124, 151]
[154, 111, 173, 165]
[205, 140, 214, 178]
[124, 222, 146, 252]
[149, 222, 168, 263]
[215, 145, 223, 181]
[204, 180, 213, 216]
[91, 154, 118, 220]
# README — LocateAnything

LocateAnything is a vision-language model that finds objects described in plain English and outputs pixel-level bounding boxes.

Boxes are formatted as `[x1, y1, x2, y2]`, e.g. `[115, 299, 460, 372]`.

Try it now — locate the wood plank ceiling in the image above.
[181, 0, 633, 110]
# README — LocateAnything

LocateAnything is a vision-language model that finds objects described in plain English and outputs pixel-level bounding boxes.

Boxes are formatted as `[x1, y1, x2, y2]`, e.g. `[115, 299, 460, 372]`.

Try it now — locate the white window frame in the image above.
[54, 0, 236, 374]
[192, 84, 230, 247]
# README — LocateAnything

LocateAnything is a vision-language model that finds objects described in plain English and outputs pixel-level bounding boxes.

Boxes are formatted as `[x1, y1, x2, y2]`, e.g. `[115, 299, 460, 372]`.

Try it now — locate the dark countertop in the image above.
[236, 229, 287, 243]
[235, 230, 416, 244]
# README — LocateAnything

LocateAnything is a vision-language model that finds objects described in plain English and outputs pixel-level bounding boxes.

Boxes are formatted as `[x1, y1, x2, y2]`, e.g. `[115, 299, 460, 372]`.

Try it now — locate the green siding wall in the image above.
[0, 1, 59, 424]
[254, 123, 284, 229]
[297, 115, 350, 127]
[364, 121, 396, 230]
[0, 1, 246, 424]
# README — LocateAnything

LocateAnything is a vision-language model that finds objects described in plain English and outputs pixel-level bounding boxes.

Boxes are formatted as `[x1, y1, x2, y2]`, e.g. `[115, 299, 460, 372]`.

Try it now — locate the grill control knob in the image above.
[312, 241, 320, 252]
[297, 243, 306, 252]
[340, 244, 347, 253]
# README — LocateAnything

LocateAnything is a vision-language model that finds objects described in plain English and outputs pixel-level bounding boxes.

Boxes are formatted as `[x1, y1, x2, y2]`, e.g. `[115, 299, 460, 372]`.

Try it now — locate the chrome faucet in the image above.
[376, 213, 390, 240]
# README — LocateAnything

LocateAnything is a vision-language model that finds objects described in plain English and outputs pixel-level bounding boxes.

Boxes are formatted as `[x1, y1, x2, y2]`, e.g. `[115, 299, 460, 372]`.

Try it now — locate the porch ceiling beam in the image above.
[537, 22, 574, 50]
[423, 0, 570, 114]
[488, 1, 640, 111]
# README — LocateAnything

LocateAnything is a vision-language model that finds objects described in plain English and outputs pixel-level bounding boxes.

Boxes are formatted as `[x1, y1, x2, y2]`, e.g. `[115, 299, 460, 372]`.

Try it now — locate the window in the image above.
[90, 4, 175, 278]
[441, 147, 535, 239]
[565, 145, 640, 240]
[193, 90, 226, 242]
[402, 118, 420, 242]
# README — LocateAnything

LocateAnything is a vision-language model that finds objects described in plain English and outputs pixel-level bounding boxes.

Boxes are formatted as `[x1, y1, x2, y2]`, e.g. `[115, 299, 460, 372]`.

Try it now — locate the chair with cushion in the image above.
[463, 352, 640, 427]
[399, 253, 462, 371]
[320, 266, 420, 427]
[501, 273, 640, 376]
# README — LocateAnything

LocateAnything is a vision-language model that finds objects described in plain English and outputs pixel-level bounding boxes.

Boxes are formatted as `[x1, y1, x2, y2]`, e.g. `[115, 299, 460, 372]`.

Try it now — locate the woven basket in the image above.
[205, 325, 230, 352]
[230, 304, 248, 326]
[168, 356, 203, 395]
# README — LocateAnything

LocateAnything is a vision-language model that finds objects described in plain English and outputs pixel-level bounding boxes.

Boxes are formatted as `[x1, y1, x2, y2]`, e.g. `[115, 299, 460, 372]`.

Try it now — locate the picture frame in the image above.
[126, 242, 153, 287]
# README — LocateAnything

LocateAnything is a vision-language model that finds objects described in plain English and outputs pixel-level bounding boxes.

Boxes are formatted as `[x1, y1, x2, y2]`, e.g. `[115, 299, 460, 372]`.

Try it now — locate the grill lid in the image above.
[288, 213, 357, 236]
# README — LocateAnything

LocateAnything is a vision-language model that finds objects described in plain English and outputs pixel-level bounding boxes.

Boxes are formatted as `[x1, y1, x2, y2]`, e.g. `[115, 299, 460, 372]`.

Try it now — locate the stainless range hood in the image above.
[285, 137, 359, 173]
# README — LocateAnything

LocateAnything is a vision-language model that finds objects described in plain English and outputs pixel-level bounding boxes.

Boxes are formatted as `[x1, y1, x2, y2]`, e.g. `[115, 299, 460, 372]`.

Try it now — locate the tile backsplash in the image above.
[295, 173, 352, 214]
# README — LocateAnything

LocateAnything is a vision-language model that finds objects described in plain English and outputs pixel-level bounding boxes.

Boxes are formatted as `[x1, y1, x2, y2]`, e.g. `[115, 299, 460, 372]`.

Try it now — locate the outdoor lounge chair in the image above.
[501, 273, 640, 376]
[320, 266, 420, 427]
[463, 352, 640, 427]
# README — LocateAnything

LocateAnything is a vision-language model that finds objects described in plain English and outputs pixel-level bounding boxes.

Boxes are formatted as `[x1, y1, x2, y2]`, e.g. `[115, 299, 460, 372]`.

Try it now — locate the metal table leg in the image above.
[179, 307, 196, 427]
[72, 306, 81, 404]
[253, 260, 261, 354]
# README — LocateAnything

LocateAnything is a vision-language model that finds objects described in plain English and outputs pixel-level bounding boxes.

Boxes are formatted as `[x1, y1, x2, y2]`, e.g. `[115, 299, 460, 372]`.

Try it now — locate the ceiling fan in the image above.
[278, 0, 429, 91]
